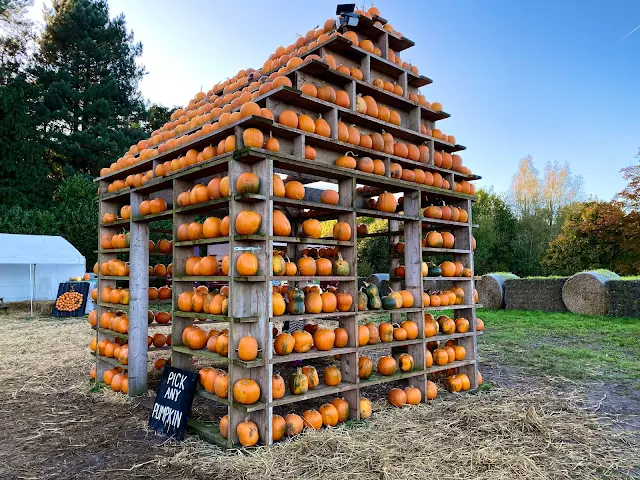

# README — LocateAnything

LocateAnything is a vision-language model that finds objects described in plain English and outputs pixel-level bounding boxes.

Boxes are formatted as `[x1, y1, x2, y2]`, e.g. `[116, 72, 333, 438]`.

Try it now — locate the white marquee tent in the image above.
[0, 234, 86, 311]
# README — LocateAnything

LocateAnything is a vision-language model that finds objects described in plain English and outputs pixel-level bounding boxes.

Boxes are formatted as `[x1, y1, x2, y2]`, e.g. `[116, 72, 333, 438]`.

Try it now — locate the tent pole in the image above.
[30, 264, 34, 318]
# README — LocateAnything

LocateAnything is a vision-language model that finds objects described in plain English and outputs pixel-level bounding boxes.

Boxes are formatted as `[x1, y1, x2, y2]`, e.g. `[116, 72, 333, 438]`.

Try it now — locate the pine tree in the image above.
[0, 0, 53, 206]
[32, 0, 146, 176]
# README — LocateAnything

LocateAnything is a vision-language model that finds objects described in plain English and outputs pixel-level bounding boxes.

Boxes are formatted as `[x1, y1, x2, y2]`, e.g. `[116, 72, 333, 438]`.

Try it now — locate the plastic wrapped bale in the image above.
[562, 270, 620, 315]
[477, 273, 518, 309]
[607, 280, 640, 318]
[505, 278, 569, 312]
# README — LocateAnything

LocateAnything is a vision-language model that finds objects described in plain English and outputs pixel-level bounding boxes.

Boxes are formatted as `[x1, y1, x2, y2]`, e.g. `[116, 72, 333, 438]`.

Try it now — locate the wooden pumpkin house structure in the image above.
[91, 4, 482, 447]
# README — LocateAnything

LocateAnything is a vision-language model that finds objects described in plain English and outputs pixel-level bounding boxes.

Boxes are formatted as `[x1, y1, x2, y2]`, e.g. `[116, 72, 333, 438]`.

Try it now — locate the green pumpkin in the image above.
[332, 253, 350, 276]
[272, 254, 286, 276]
[381, 296, 398, 310]
[428, 265, 442, 277]
[357, 291, 368, 311]
[289, 367, 309, 395]
[388, 290, 403, 308]
[362, 282, 379, 299]
[124, 232, 131, 247]
[287, 288, 305, 314]
[368, 294, 382, 310]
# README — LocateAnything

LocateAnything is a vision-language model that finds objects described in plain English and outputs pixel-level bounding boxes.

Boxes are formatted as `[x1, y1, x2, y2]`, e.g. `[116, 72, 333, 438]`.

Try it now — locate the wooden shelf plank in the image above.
[421, 248, 471, 254]
[269, 382, 358, 407]
[271, 311, 354, 322]
[235, 147, 477, 201]
[424, 359, 476, 374]
[95, 355, 128, 370]
[187, 419, 229, 449]
[132, 210, 174, 223]
[195, 388, 266, 413]
[172, 345, 265, 368]
[100, 219, 130, 228]
[272, 196, 353, 214]
[172, 276, 230, 282]
[358, 369, 425, 388]
[421, 218, 473, 228]
[173, 310, 258, 323]
[271, 276, 356, 282]
[98, 276, 129, 281]
[270, 346, 356, 365]
[358, 338, 425, 352]
[271, 236, 354, 247]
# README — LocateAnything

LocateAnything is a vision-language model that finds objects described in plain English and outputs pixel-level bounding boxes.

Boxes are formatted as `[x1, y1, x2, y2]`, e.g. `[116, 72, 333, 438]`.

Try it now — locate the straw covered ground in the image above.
[0, 306, 638, 479]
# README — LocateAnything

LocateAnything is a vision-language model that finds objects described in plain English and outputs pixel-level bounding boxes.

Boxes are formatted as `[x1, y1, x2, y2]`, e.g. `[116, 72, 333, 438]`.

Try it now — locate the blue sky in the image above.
[28, 1, 640, 200]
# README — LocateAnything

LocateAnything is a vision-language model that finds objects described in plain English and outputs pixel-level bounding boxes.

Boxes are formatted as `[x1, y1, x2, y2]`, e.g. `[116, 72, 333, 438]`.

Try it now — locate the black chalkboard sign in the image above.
[148, 366, 198, 439]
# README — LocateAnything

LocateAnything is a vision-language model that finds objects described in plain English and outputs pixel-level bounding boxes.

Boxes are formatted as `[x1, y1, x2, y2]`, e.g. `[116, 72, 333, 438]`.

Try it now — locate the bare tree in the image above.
[541, 160, 584, 226]
[510, 155, 541, 217]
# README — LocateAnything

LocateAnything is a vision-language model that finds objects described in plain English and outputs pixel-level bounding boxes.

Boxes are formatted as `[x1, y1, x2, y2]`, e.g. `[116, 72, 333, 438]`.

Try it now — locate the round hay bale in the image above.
[477, 273, 518, 309]
[562, 270, 620, 315]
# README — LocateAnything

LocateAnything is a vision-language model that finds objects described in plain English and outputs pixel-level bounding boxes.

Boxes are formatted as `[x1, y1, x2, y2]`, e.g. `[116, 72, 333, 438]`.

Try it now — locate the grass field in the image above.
[0, 306, 637, 479]
[478, 309, 640, 389]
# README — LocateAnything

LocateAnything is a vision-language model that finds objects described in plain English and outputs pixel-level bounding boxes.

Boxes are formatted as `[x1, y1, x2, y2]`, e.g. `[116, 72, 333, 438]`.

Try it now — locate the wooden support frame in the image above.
[92, 15, 482, 446]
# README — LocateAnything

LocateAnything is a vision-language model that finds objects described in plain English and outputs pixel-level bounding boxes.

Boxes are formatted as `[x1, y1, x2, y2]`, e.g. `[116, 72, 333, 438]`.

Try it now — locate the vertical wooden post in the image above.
[338, 177, 359, 418]
[456, 198, 478, 388]
[129, 191, 150, 396]
[402, 191, 425, 399]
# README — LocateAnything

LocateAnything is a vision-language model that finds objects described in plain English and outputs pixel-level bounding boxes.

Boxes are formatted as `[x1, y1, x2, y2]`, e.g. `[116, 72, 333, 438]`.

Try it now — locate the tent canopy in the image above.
[0, 234, 85, 265]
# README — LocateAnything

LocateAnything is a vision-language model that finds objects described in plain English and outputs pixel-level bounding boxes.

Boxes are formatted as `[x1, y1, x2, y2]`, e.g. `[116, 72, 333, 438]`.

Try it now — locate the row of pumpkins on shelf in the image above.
[105, 6, 439, 178]
[94, 259, 173, 279]
[88, 309, 173, 331]
[92, 367, 129, 394]
[220, 396, 372, 446]
[177, 285, 229, 315]
[197, 350, 418, 410]
[90, 337, 129, 364]
[102, 63, 454, 182]
[90, 285, 173, 305]
[258, 6, 413, 79]
[104, 106, 471, 193]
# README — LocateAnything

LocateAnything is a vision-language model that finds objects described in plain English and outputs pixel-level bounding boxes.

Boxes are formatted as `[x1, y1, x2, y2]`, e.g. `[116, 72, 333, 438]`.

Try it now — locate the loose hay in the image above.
[477, 273, 518, 309]
[562, 270, 620, 315]
[1, 315, 638, 480]
[164, 386, 639, 480]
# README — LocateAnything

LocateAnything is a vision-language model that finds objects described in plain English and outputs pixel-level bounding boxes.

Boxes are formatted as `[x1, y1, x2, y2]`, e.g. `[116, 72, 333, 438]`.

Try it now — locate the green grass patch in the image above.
[477, 309, 640, 388]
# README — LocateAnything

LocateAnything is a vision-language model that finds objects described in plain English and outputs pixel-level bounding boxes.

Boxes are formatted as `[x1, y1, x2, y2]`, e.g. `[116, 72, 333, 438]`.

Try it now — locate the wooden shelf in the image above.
[269, 382, 357, 407]
[96, 355, 128, 370]
[424, 359, 476, 374]
[98, 276, 129, 281]
[270, 346, 356, 365]
[357, 307, 423, 316]
[172, 276, 229, 282]
[358, 369, 425, 388]
[187, 419, 229, 449]
[421, 248, 471, 255]
[421, 218, 473, 228]
[195, 387, 266, 413]
[271, 236, 354, 247]
[132, 210, 174, 223]
[358, 338, 425, 352]
[235, 147, 477, 201]
[100, 219, 130, 228]
[271, 311, 354, 321]
[420, 276, 472, 281]
[271, 276, 356, 282]
[272, 196, 353, 214]
[172, 345, 265, 368]
[173, 311, 258, 323]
